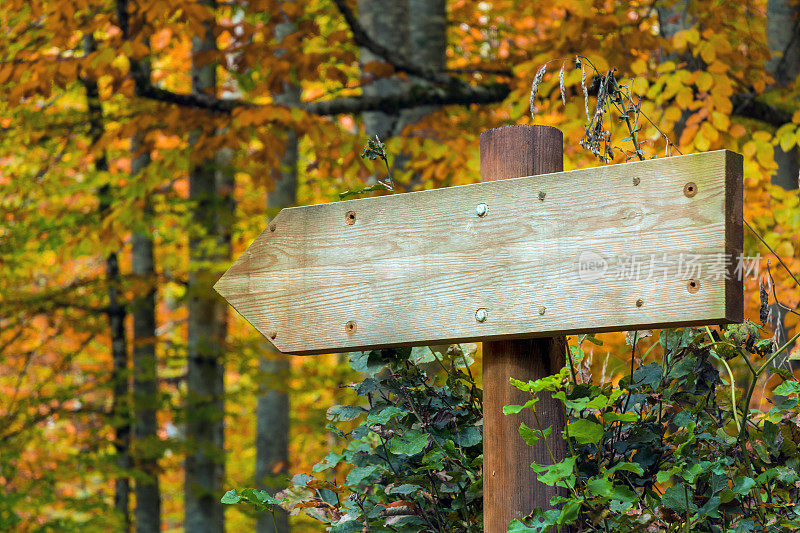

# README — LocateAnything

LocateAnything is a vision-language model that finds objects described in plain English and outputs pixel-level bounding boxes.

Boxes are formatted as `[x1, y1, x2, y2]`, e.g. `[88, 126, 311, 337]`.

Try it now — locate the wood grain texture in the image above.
[214, 147, 743, 355]
[481, 125, 567, 532]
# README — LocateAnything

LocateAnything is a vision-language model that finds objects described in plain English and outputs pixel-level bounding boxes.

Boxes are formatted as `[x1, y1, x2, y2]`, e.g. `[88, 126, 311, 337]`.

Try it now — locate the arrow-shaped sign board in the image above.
[215, 150, 742, 355]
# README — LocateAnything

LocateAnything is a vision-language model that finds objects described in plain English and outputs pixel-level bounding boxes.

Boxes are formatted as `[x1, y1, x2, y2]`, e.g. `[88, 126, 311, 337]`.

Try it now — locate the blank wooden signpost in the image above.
[215, 125, 743, 532]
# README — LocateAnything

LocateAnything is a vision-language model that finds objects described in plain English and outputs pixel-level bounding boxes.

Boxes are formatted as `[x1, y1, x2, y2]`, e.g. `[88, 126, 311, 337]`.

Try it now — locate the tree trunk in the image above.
[398, 0, 446, 129]
[186, 2, 230, 531]
[131, 147, 161, 533]
[83, 34, 131, 531]
[358, 0, 409, 139]
[767, 0, 800, 190]
[255, 13, 298, 532]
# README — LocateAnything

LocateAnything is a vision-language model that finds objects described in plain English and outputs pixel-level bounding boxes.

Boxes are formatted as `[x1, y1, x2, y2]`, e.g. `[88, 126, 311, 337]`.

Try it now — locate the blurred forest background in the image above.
[1, 0, 799, 531]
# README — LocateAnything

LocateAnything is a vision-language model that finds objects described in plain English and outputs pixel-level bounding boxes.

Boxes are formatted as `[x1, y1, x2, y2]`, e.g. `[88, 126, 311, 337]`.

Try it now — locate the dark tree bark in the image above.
[255, 7, 295, 533]
[185, 1, 230, 531]
[83, 34, 131, 531]
[767, 0, 800, 190]
[358, 0, 409, 139]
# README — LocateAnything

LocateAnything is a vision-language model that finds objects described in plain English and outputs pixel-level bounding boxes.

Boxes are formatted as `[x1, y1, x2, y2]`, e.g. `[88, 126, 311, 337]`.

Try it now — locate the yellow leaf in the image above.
[707, 61, 728, 74]
[701, 121, 719, 143]
[699, 43, 716, 63]
[676, 87, 694, 108]
[664, 106, 682, 122]
[793, 110, 800, 124]
[657, 61, 676, 73]
[696, 72, 713, 92]
[695, 130, 711, 151]
[711, 111, 729, 130]
[756, 142, 776, 168]
[752, 131, 772, 143]
[631, 59, 647, 75]
[780, 129, 797, 152]
[632, 77, 648, 94]
[742, 141, 756, 157]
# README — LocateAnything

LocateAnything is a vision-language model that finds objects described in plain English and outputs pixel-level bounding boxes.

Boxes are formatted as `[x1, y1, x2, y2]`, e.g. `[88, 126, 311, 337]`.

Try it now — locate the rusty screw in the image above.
[683, 182, 697, 198]
[345, 211, 356, 225]
[268, 330, 277, 340]
[345, 321, 357, 335]
[633, 177, 641, 186]
[538, 191, 546, 201]
[538, 306, 546, 315]
[636, 299, 644, 308]
[687, 279, 700, 293]
[269, 222, 276, 232]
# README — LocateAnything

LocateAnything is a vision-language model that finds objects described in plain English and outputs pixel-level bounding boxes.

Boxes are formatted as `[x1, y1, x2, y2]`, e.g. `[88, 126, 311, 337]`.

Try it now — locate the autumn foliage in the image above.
[1, 0, 799, 531]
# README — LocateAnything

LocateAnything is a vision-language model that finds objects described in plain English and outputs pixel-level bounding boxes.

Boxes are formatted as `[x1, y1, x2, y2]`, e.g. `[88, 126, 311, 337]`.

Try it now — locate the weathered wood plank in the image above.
[215, 149, 743, 355]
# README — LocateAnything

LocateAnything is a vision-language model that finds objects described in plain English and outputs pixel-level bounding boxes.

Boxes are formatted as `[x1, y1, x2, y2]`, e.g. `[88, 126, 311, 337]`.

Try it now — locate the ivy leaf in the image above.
[773, 381, 800, 396]
[519, 422, 550, 446]
[662, 483, 696, 512]
[454, 426, 482, 447]
[220, 489, 241, 504]
[732, 476, 755, 495]
[507, 519, 538, 532]
[345, 465, 380, 486]
[567, 418, 603, 444]
[387, 484, 422, 495]
[388, 430, 429, 456]
[503, 398, 538, 415]
[410, 346, 436, 365]
[327, 405, 367, 422]
[607, 461, 644, 476]
[366, 406, 404, 426]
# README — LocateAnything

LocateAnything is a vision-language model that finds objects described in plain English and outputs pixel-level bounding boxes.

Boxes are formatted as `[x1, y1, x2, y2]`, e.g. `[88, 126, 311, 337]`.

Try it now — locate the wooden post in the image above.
[481, 125, 568, 532]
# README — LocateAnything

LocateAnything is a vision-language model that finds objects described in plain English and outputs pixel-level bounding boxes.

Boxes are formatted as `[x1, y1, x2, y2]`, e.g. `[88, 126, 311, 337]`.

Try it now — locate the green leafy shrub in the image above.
[225, 344, 483, 532]
[507, 325, 800, 532]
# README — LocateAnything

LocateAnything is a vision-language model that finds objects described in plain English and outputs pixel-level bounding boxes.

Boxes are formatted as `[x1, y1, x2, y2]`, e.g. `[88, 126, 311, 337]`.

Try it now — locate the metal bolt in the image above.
[475, 203, 488, 217]
[268, 330, 277, 340]
[538, 306, 546, 315]
[636, 299, 644, 307]
[269, 223, 276, 232]
[475, 308, 488, 323]
[683, 182, 697, 198]
[345, 321, 357, 335]
[633, 177, 641, 186]
[538, 191, 546, 201]
[345, 211, 356, 225]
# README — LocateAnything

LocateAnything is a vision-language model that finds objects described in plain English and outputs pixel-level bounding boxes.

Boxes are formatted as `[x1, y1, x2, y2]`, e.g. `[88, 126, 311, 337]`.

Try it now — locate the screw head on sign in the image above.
[269, 222, 276, 232]
[683, 182, 697, 198]
[538, 191, 546, 201]
[687, 279, 700, 293]
[345, 211, 356, 225]
[475, 203, 488, 217]
[636, 299, 644, 307]
[475, 309, 488, 323]
[538, 306, 546, 315]
[268, 330, 277, 340]
[633, 177, 641, 186]
[345, 321, 357, 335]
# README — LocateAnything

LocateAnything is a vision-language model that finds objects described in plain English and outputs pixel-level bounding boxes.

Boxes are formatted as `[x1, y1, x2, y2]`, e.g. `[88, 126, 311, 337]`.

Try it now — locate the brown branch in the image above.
[303, 82, 510, 115]
[135, 81, 510, 115]
[732, 93, 793, 127]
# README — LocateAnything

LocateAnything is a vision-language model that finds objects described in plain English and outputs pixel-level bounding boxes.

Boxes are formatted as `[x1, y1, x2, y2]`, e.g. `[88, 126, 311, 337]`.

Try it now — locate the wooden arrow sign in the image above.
[215, 150, 742, 355]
